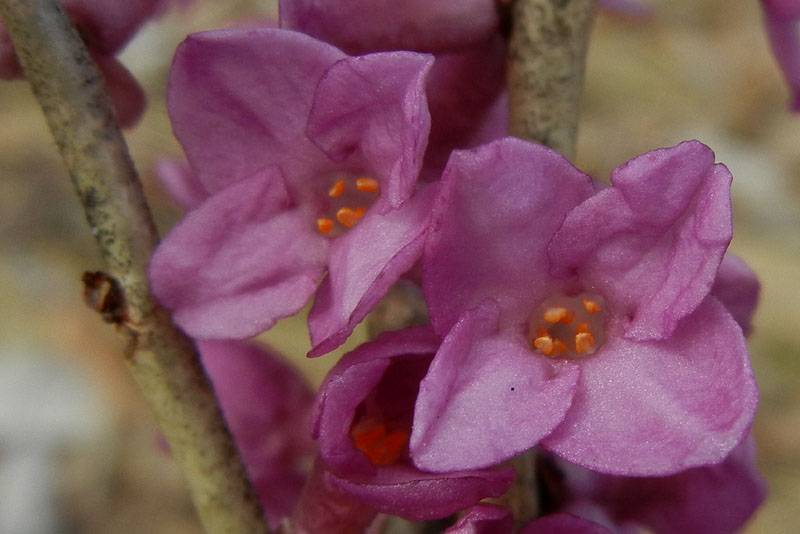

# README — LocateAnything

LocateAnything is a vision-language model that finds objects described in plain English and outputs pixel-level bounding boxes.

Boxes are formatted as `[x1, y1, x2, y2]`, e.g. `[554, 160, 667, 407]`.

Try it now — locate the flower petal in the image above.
[422, 37, 508, 182]
[558, 436, 766, 534]
[542, 297, 758, 476]
[411, 302, 580, 472]
[167, 28, 346, 193]
[762, 2, 800, 110]
[307, 51, 433, 210]
[279, 0, 499, 54]
[711, 253, 760, 336]
[324, 464, 513, 521]
[308, 184, 438, 357]
[549, 140, 733, 342]
[198, 340, 315, 528]
[155, 159, 209, 210]
[149, 171, 328, 339]
[423, 138, 594, 335]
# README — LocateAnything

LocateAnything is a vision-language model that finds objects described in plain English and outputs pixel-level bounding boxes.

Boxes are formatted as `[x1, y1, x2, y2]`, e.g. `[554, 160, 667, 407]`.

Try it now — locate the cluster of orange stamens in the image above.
[316, 177, 380, 234]
[532, 299, 603, 358]
[351, 418, 408, 466]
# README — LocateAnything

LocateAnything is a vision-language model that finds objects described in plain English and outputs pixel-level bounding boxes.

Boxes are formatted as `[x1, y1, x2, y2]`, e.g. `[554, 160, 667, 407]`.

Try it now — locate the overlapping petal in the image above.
[149, 171, 328, 338]
[423, 138, 594, 335]
[411, 303, 580, 472]
[520, 514, 613, 534]
[541, 297, 758, 475]
[167, 29, 346, 194]
[308, 184, 438, 357]
[548, 141, 733, 341]
[307, 52, 433, 210]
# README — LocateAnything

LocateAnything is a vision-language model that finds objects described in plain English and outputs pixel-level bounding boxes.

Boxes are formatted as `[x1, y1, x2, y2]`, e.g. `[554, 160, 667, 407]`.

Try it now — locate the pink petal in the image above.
[307, 52, 433, 210]
[411, 302, 580, 472]
[542, 297, 758, 476]
[423, 138, 594, 335]
[711, 253, 760, 336]
[167, 29, 346, 194]
[549, 140, 733, 342]
[279, 0, 499, 54]
[308, 184, 438, 357]
[149, 171, 328, 339]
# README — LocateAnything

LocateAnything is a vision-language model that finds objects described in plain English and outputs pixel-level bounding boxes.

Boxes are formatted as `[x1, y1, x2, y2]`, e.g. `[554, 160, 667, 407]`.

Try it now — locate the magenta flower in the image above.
[0, 0, 171, 126]
[760, 0, 800, 110]
[197, 340, 316, 528]
[148, 29, 438, 355]
[411, 138, 758, 476]
[553, 436, 766, 534]
[312, 326, 514, 520]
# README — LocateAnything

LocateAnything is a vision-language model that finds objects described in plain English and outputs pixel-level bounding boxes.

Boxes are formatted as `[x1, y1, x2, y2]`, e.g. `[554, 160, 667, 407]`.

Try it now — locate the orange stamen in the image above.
[576, 322, 590, 334]
[543, 307, 574, 324]
[336, 206, 367, 228]
[316, 218, 334, 234]
[583, 299, 601, 314]
[351, 421, 408, 466]
[552, 339, 568, 355]
[533, 335, 555, 356]
[328, 180, 345, 197]
[575, 332, 596, 354]
[356, 177, 379, 193]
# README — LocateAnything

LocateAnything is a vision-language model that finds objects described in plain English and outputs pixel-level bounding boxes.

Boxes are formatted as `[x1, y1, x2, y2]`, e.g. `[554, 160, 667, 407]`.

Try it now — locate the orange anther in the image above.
[533, 335, 554, 356]
[356, 177, 379, 193]
[317, 218, 334, 234]
[336, 206, 366, 228]
[552, 339, 568, 355]
[328, 180, 345, 197]
[576, 322, 590, 334]
[575, 332, 596, 354]
[583, 299, 601, 314]
[351, 420, 408, 466]
[543, 307, 569, 323]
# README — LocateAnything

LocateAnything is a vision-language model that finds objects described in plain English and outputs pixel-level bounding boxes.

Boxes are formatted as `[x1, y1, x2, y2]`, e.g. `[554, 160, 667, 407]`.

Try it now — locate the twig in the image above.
[506, 0, 596, 159]
[0, 1, 269, 532]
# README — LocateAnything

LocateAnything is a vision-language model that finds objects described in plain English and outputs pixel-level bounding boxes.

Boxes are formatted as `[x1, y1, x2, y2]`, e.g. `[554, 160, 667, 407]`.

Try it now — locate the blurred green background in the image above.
[0, 0, 796, 532]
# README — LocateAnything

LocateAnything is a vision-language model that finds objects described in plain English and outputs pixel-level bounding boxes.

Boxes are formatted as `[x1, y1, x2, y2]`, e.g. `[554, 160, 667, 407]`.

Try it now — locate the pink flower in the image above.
[312, 327, 514, 520]
[411, 138, 758, 476]
[760, 0, 800, 110]
[1, 0, 172, 126]
[148, 29, 438, 355]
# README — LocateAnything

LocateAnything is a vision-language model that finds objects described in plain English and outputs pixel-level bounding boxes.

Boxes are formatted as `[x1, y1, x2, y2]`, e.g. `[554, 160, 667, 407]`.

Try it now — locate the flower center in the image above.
[528, 294, 607, 359]
[316, 175, 380, 237]
[350, 416, 409, 466]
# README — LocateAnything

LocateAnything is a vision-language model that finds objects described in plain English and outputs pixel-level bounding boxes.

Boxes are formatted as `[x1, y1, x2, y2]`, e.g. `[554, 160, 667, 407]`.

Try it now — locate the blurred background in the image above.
[0, 0, 797, 531]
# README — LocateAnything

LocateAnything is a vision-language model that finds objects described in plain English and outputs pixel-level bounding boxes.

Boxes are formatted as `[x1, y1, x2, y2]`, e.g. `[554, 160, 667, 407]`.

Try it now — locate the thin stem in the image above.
[0, 1, 268, 532]
[507, 0, 596, 159]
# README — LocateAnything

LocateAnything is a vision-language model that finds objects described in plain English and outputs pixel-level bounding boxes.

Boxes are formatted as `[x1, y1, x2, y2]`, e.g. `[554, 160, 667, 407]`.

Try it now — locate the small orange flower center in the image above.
[316, 175, 379, 237]
[529, 294, 606, 359]
[350, 417, 409, 466]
